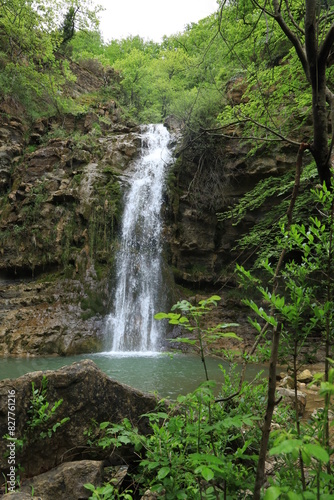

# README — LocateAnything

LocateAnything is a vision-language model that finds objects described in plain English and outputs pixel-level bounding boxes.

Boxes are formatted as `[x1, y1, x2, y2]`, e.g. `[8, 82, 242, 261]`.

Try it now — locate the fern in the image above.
[217, 161, 318, 267]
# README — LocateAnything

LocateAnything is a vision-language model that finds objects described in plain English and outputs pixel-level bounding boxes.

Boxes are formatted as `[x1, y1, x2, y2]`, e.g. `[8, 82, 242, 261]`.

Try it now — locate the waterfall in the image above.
[105, 124, 172, 353]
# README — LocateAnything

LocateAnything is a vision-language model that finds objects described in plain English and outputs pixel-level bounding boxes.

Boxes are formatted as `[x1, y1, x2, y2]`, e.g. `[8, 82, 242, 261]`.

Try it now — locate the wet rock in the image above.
[0, 279, 105, 356]
[141, 490, 163, 500]
[167, 134, 297, 289]
[0, 104, 143, 356]
[0, 360, 159, 479]
[311, 408, 334, 421]
[279, 375, 295, 389]
[102, 132, 141, 171]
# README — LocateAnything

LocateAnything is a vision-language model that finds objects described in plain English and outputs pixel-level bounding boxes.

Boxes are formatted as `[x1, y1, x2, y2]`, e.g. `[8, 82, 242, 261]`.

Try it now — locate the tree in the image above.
[216, 2, 334, 497]
[58, 0, 102, 46]
[0, 0, 103, 118]
[61, 6, 79, 45]
[218, 0, 334, 187]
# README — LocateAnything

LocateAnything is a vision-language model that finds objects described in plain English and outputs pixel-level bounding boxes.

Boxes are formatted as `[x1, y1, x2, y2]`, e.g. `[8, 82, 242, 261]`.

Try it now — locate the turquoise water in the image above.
[0, 352, 266, 399]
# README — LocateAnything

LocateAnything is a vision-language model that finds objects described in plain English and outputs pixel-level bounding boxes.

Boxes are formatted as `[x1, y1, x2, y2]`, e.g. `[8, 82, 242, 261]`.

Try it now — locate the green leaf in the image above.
[119, 435, 131, 444]
[173, 337, 197, 345]
[287, 492, 304, 500]
[209, 295, 221, 301]
[303, 443, 329, 463]
[319, 381, 334, 396]
[169, 318, 181, 325]
[217, 322, 239, 328]
[269, 439, 303, 456]
[157, 466, 170, 479]
[83, 483, 96, 492]
[209, 331, 242, 340]
[264, 486, 281, 500]
[154, 312, 170, 320]
[200, 467, 214, 482]
[100, 421, 110, 429]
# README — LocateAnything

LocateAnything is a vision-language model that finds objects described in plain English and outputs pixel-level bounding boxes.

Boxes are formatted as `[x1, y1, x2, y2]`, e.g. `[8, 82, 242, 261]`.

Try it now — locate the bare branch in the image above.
[284, 0, 305, 35]
[204, 116, 301, 146]
[272, 0, 309, 81]
[251, 0, 274, 18]
[215, 391, 240, 403]
[208, 131, 298, 145]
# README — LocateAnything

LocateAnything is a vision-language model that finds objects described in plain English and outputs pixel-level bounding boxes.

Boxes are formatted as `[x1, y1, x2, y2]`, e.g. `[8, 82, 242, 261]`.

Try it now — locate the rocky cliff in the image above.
[166, 133, 300, 288]
[0, 62, 144, 356]
[0, 68, 303, 357]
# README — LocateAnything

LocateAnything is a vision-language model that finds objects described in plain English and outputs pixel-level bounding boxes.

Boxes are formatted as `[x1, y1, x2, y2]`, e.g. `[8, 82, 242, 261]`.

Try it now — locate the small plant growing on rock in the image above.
[27, 376, 70, 439]
[3, 376, 69, 489]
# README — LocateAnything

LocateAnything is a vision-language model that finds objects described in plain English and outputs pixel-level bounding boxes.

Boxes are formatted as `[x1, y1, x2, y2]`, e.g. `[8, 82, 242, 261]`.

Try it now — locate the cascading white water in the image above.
[105, 124, 172, 353]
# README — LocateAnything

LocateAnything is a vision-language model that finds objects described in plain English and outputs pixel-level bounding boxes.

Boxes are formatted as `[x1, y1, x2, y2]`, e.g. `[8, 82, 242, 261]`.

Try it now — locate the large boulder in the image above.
[0, 360, 159, 481]
[20, 460, 104, 500]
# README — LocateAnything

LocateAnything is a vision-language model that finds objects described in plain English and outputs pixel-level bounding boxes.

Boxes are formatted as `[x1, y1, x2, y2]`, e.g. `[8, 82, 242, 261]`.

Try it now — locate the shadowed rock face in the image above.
[166, 136, 299, 287]
[0, 360, 159, 479]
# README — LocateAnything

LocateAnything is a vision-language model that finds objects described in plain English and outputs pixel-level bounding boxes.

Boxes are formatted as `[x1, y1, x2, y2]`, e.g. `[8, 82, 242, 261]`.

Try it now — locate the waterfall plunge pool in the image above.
[0, 353, 267, 399]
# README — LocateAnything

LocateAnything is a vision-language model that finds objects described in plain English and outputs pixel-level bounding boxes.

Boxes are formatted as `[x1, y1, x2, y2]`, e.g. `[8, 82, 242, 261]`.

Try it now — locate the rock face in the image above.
[0, 279, 105, 356]
[20, 460, 104, 500]
[0, 360, 159, 479]
[0, 66, 142, 355]
[166, 136, 298, 286]
[0, 60, 305, 357]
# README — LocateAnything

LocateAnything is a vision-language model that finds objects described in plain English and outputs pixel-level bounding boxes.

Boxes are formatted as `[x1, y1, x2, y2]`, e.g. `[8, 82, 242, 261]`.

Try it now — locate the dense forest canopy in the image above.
[3, 0, 334, 193]
[2, 0, 334, 163]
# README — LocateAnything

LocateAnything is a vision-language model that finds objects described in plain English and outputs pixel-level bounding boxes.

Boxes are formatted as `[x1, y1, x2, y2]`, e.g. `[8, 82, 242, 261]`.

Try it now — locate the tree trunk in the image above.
[310, 74, 332, 187]
[253, 324, 280, 500]
[305, 0, 333, 187]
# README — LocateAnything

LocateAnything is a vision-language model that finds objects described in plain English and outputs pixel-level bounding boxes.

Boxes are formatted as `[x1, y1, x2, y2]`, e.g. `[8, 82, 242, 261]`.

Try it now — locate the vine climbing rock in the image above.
[0, 360, 160, 482]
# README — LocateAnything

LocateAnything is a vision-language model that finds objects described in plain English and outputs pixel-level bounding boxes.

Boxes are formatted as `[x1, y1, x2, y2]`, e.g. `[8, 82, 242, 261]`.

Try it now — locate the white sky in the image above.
[96, 0, 219, 42]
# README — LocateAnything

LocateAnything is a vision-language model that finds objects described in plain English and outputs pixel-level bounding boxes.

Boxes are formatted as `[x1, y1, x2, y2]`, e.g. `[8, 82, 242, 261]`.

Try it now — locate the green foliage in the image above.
[155, 295, 240, 380]
[27, 376, 70, 439]
[0, 0, 103, 120]
[264, 389, 334, 498]
[85, 376, 264, 499]
[236, 184, 334, 497]
[69, 14, 227, 125]
[217, 161, 318, 267]
[3, 375, 69, 488]
[84, 481, 133, 500]
[237, 183, 334, 364]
